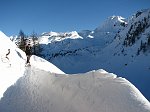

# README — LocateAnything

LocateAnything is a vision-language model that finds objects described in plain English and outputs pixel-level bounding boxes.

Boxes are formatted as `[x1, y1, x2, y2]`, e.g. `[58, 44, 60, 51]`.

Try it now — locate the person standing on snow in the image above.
[25, 44, 32, 65]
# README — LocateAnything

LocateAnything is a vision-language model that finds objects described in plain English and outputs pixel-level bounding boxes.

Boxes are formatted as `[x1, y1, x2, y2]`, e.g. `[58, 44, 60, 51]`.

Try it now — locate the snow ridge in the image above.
[0, 68, 150, 112]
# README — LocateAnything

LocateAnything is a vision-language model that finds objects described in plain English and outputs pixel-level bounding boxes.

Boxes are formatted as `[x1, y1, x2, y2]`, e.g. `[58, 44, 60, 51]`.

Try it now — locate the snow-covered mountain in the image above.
[0, 33, 150, 111]
[38, 15, 127, 72]
[97, 9, 150, 100]
[39, 31, 83, 44]
[37, 9, 150, 100]
[94, 16, 127, 33]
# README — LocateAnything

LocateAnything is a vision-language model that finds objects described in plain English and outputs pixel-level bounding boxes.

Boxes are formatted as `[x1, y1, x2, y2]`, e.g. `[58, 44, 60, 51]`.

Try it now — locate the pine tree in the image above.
[31, 31, 39, 55]
[137, 48, 140, 55]
[18, 30, 26, 51]
[140, 40, 143, 50]
[148, 36, 150, 45]
[143, 42, 147, 53]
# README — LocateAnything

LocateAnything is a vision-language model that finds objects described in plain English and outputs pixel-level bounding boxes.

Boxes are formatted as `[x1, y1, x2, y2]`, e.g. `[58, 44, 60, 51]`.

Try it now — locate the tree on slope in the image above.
[18, 30, 26, 51]
[31, 31, 40, 55]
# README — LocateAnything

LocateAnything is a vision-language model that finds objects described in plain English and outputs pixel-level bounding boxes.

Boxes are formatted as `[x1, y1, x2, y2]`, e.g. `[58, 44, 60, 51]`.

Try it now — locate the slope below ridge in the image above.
[0, 67, 150, 112]
[30, 55, 65, 74]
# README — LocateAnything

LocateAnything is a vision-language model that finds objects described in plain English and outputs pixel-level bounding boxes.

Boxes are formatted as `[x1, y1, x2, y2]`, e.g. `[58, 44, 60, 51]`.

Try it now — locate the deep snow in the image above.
[0, 31, 26, 99]
[0, 67, 150, 112]
[0, 30, 150, 112]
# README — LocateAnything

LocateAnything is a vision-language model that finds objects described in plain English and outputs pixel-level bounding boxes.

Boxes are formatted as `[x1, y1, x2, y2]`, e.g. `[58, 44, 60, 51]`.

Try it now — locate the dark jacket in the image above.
[25, 45, 32, 55]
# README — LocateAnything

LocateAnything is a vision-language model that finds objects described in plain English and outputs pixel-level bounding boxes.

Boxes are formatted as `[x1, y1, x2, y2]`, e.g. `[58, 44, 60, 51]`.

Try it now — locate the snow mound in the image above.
[0, 68, 150, 112]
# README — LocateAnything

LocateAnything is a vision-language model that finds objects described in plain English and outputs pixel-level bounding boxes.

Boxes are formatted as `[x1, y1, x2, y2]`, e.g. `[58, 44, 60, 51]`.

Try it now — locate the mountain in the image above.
[36, 9, 150, 100]
[39, 31, 83, 44]
[1, 30, 150, 112]
[94, 16, 127, 33]
[38, 15, 127, 73]
[97, 9, 150, 100]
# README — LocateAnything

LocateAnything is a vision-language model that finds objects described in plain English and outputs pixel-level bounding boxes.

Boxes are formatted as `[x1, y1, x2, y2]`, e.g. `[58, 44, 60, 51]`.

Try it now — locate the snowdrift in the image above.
[0, 68, 150, 112]
[30, 55, 65, 74]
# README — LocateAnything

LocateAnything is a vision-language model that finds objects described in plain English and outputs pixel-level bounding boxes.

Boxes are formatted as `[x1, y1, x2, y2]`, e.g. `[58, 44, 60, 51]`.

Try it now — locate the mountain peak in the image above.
[109, 16, 127, 23]
[95, 15, 127, 33]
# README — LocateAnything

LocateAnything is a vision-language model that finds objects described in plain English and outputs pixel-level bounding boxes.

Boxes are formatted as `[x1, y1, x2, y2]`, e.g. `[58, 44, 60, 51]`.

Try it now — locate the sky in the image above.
[0, 0, 150, 36]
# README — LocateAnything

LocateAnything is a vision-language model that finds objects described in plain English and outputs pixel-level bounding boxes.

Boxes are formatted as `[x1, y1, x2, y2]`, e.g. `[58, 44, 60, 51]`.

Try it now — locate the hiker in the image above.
[25, 44, 32, 65]
[6, 49, 10, 60]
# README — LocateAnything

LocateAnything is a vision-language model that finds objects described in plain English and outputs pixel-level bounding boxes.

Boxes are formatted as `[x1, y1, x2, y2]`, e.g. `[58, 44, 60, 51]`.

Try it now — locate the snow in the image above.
[0, 30, 150, 112]
[87, 35, 94, 38]
[0, 31, 65, 99]
[36, 9, 150, 100]
[95, 15, 127, 33]
[37, 15, 126, 74]
[30, 55, 65, 74]
[0, 31, 26, 99]
[0, 68, 150, 112]
[39, 31, 83, 44]
[96, 9, 150, 100]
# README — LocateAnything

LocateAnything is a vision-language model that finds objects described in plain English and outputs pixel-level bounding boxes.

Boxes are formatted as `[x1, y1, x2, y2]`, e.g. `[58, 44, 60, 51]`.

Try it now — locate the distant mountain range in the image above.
[38, 15, 127, 71]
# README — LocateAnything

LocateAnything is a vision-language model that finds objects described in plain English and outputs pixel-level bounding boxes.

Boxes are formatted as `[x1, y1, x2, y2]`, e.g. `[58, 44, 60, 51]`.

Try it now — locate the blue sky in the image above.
[0, 0, 150, 36]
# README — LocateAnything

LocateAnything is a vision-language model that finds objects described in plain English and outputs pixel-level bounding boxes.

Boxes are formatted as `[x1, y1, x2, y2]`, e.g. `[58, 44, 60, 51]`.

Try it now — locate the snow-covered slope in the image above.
[0, 31, 26, 99]
[38, 15, 126, 73]
[0, 31, 64, 99]
[1, 30, 150, 112]
[30, 55, 65, 74]
[0, 68, 150, 112]
[96, 9, 150, 100]
[94, 16, 127, 33]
